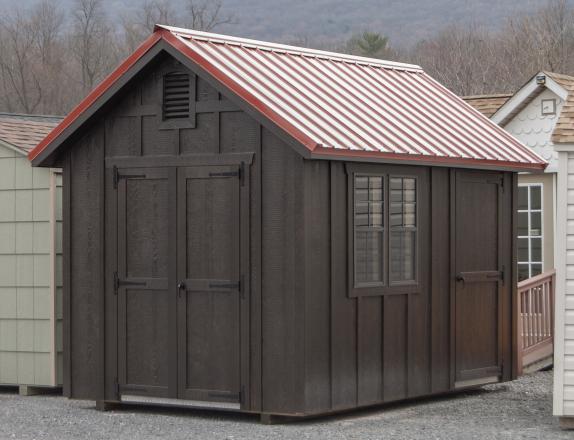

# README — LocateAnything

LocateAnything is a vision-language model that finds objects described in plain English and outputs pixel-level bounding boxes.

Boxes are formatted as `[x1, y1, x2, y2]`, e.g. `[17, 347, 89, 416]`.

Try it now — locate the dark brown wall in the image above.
[63, 122, 106, 400]
[300, 162, 515, 415]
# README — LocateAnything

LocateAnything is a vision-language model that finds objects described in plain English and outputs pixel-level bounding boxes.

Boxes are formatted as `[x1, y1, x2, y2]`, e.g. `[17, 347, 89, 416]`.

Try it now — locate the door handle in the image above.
[177, 281, 186, 297]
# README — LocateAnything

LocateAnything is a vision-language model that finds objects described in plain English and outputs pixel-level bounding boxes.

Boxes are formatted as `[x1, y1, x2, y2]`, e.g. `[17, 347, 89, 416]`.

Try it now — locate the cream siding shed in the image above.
[0, 114, 63, 391]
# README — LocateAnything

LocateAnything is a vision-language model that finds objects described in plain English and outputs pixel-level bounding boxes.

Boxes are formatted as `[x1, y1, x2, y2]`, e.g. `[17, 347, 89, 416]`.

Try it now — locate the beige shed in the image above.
[0, 113, 63, 394]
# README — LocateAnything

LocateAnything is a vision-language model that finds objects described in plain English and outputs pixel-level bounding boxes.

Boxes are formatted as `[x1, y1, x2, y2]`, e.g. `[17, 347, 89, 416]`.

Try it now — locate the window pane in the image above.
[518, 186, 528, 210]
[517, 212, 528, 236]
[403, 203, 416, 226]
[390, 203, 403, 226]
[530, 212, 542, 237]
[531, 238, 542, 262]
[530, 186, 542, 210]
[369, 176, 383, 201]
[531, 264, 542, 277]
[390, 230, 416, 282]
[355, 202, 369, 226]
[390, 178, 403, 202]
[518, 264, 530, 282]
[355, 230, 383, 284]
[355, 187, 369, 202]
[354, 175, 385, 287]
[355, 176, 369, 190]
[371, 202, 383, 227]
[518, 238, 529, 262]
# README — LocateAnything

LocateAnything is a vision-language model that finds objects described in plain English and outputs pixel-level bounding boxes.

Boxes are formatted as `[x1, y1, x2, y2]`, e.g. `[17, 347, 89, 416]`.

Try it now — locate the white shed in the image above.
[0, 113, 63, 394]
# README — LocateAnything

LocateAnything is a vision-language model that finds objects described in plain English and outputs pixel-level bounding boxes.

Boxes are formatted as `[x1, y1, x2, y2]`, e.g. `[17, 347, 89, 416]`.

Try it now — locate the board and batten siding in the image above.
[0, 143, 62, 387]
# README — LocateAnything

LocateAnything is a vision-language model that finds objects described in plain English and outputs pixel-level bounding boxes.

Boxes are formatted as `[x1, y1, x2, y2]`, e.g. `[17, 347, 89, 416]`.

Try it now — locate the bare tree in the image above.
[69, 0, 118, 94]
[0, 8, 43, 113]
[184, 0, 235, 32]
[31, 0, 69, 114]
[121, 0, 175, 53]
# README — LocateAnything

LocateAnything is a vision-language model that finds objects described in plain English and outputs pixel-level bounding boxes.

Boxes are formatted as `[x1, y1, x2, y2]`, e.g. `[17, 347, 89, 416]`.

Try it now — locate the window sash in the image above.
[517, 184, 543, 281]
[350, 171, 420, 295]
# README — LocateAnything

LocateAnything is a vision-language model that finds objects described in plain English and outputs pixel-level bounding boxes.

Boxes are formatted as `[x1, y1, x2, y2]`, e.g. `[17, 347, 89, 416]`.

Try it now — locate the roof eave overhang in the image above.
[310, 147, 547, 173]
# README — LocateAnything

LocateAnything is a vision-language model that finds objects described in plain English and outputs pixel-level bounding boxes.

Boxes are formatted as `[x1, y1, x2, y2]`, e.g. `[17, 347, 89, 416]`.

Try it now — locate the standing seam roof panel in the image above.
[176, 31, 543, 166]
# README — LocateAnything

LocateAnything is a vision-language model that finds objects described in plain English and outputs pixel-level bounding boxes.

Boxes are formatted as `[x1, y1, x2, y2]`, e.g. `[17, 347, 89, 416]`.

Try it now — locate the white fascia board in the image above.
[492, 78, 542, 125]
[554, 143, 574, 152]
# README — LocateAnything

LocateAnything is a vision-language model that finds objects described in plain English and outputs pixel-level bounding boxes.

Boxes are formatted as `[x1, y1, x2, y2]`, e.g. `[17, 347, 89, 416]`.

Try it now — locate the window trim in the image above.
[347, 163, 424, 297]
[517, 183, 543, 280]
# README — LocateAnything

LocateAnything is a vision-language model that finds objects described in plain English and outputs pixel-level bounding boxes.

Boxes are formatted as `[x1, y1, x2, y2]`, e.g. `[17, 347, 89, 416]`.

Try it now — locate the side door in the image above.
[176, 165, 245, 408]
[454, 170, 503, 388]
[116, 167, 177, 398]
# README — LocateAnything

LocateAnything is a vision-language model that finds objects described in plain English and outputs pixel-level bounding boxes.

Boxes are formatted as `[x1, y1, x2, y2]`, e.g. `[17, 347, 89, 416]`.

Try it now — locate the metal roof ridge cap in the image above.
[157, 24, 423, 72]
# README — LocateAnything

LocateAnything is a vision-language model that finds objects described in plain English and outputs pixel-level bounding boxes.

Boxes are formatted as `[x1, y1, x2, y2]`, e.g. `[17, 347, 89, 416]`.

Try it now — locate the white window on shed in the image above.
[517, 184, 543, 281]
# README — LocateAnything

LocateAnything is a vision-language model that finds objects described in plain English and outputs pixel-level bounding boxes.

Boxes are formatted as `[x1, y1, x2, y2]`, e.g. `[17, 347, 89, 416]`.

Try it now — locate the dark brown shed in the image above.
[30, 26, 546, 422]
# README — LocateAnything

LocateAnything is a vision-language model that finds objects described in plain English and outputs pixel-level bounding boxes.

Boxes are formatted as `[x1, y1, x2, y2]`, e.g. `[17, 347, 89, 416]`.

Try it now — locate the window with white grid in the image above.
[517, 184, 543, 281]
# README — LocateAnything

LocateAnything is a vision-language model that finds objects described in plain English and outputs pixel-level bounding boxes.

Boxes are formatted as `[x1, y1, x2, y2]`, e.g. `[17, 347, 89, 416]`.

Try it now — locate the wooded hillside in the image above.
[1, 0, 573, 115]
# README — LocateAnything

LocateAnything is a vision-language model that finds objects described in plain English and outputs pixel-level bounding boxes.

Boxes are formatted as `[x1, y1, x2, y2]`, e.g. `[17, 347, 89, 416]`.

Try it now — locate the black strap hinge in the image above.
[208, 162, 245, 186]
[114, 271, 147, 294]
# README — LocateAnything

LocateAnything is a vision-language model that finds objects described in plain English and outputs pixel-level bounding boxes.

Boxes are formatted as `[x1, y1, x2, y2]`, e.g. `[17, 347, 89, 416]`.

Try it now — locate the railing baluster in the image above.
[516, 269, 555, 374]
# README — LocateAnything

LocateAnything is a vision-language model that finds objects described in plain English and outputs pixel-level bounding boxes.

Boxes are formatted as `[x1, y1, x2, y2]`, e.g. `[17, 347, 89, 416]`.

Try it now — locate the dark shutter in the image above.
[163, 72, 191, 120]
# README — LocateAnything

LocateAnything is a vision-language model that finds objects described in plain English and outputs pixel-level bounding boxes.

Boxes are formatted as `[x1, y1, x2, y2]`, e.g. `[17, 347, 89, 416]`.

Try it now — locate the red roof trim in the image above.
[28, 31, 163, 161]
[311, 145, 547, 171]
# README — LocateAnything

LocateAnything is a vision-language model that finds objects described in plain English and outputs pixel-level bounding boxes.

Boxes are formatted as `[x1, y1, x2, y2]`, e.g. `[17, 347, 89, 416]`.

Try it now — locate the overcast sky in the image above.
[0, 0, 561, 47]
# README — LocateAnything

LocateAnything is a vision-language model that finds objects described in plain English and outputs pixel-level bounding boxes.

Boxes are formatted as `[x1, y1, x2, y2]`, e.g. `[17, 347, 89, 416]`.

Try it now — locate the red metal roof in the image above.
[30, 26, 546, 171]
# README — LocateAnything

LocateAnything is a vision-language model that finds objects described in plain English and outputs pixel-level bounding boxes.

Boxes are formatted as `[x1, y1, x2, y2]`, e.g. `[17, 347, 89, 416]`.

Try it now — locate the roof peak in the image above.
[155, 24, 423, 72]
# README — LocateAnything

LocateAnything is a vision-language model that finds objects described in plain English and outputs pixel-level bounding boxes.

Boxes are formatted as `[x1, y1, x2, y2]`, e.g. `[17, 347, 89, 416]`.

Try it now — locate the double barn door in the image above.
[112, 163, 246, 408]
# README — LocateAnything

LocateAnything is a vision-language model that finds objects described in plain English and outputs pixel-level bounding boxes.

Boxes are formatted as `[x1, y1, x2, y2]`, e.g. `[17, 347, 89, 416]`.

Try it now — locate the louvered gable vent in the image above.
[163, 72, 191, 120]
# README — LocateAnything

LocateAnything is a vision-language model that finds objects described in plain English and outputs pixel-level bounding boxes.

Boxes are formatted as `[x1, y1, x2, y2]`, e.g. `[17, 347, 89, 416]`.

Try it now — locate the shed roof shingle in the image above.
[545, 71, 574, 144]
[0, 114, 62, 154]
[29, 26, 546, 171]
[462, 94, 513, 118]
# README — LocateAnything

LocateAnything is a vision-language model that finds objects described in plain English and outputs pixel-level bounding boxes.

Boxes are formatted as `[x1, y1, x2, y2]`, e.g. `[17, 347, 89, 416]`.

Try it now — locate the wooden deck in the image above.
[516, 270, 555, 375]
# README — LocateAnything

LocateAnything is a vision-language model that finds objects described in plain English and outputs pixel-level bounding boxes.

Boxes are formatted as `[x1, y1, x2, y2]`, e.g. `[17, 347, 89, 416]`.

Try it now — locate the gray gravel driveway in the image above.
[0, 370, 568, 439]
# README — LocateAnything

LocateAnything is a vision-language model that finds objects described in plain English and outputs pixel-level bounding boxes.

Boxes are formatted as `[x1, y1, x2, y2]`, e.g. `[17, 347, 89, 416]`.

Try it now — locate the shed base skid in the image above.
[95, 401, 121, 412]
[559, 417, 574, 430]
[18, 386, 62, 397]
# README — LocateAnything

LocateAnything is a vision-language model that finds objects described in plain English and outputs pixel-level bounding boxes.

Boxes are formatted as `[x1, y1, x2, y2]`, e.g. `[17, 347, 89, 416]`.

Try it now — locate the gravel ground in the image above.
[0, 370, 568, 440]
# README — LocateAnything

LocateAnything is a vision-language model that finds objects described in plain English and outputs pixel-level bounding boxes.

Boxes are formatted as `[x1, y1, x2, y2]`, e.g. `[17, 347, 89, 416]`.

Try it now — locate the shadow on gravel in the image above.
[85, 384, 511, 426]
[0, 386, 18, 395]
[98, 403, 260, 424]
